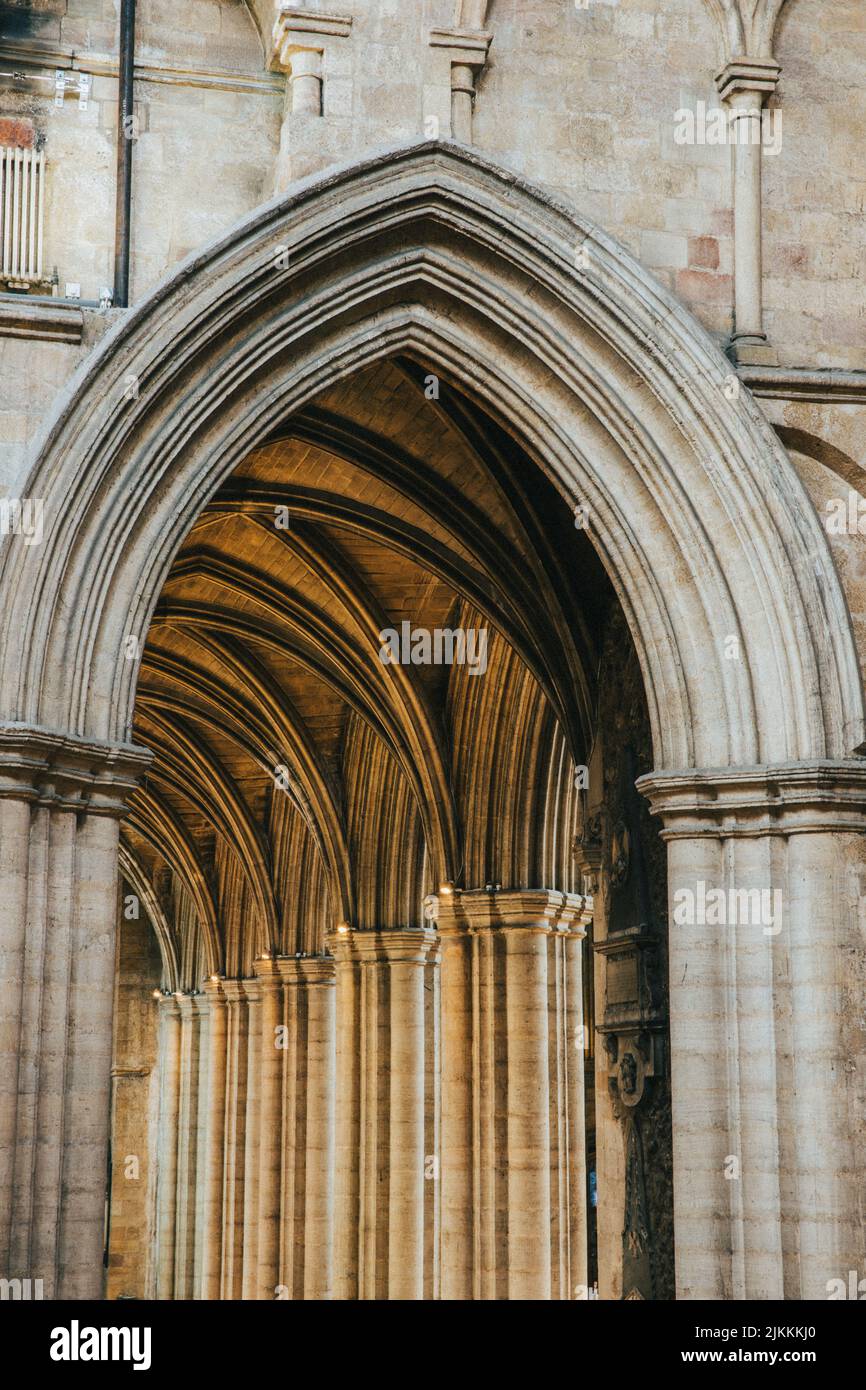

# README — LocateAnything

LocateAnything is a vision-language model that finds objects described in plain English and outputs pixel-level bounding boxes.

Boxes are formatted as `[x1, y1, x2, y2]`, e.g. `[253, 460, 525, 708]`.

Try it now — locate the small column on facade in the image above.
[716, 58, 781, 365]
[432, 888, 589, 1300]
[428, 27, 492, 144]
[638, 761, 866, 1301]
[328, 925, 439, 1301]
[270, 6, 353, 191]
[0, 732, 149, 1300]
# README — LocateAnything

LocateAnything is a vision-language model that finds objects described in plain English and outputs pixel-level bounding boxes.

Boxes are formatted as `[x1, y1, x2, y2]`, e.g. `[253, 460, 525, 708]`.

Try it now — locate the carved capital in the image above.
[272, 5, 353, 66]
[430, 886, 590, 937]
[0, 723, 152, 816]
[715, 56, 781, 104]
[637, 760, 866, 838]
[325, 925, 438, 967]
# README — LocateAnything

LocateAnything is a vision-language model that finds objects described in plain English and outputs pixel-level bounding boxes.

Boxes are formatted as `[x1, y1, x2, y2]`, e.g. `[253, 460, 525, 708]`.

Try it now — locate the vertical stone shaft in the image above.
[300, 958, 336, 1300]
[731, 99, 764, 339]
[330, 928, 438, 1300]
[438, 925, 474, 1299]
[173, 993, 202, 1299]
[436, 890, 588, 1301]
[220, 980, 248, 1299]
[564, 925, 588, 1297]
[451, 65, 475, 143]
[505, 928, 551, 1299]
[255, 963, 283, 1301]
[387, 952, 427, 1299]
[332, 940, 361, 1299]
[241, 978, 261, 1299]
[154, 996, 181, 1299]
[192, 994, 211, 1299]
[640, 764, 866, 1302]
[715, 61, 780, 359]
[200, 981, 226, 1300]
[0, 798, 30, 1282]
[0, 738, 149, 1299]
[289, 48, 323, 116]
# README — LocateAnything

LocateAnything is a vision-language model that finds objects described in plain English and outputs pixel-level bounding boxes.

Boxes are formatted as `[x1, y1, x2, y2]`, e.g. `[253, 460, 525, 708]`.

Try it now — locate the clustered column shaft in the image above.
[435, 889, 590, 1300]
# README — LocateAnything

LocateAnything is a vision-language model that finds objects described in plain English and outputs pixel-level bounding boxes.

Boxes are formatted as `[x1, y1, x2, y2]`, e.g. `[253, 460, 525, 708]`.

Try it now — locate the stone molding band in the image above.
[428, 887, 591, 935]
[638, 759, 866, 836]
[0, 722, 152, 815]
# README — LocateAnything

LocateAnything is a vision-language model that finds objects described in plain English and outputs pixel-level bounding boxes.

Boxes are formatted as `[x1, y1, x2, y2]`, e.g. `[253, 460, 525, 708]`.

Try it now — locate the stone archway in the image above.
[1, 141, 864, 1300]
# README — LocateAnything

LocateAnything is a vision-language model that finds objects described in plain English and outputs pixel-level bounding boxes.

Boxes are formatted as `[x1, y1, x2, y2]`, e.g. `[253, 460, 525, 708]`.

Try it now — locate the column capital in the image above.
[0, 723, 152, 816]
[637, 759, 866, 837]
[326, 925, 438, 965]
[254, 954, 335, 985]
[173, 991, 201, 1018]
[271, 5, 353, 68]
[220, 978, 249, 1004]
[429, 27, 493, 70]
[428, 887, 590, 936]
[715, 57, 780, 104]
[154, 992, 181, 1019]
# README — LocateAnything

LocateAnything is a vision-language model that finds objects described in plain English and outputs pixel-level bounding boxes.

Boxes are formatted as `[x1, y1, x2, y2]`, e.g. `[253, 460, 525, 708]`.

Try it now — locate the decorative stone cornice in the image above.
[737, 365, 866, 404]
[0, 296, 84, 345]
[429, 887, 590, 936]
[637, 760, 866, 837]
[0, 724, 152, 815]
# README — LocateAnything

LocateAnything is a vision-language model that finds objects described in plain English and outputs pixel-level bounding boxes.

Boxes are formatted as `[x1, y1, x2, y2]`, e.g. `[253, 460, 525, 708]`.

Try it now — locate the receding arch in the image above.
[0, 140, 861, 772]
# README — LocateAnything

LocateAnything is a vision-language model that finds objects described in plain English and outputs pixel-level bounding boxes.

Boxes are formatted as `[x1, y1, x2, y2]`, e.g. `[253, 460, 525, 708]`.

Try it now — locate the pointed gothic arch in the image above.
[0, 139, 860, 771]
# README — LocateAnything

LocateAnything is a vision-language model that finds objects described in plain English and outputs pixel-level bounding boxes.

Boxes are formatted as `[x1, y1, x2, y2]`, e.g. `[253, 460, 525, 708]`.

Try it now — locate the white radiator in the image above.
[0, 145, 48, 291]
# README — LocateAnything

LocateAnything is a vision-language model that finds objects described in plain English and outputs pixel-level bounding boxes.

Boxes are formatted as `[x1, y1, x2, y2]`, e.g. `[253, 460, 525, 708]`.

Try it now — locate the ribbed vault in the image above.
[124, 358, 611, 979]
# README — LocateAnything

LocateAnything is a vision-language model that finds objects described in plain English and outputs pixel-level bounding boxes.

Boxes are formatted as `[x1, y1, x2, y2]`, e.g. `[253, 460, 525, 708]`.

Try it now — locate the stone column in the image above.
[716, 59, 780, 365]
[241, 977, 262, 1300]
[275, 956, 337, 1300]
[297, 958, 337, 1300]
[287, 47, 323, 116]
[153, 995, 181, 1299]
[433, 889, 588, 1300]
[328, 926, 438, 1301]
[0, 728, 149, 1300]
[254, 959, 284, 1301]
[173, 992, 204, 1300]
[199, 979, 227, 1301]
[638, 761, 866, 1301]
[191, 993, 211, 1299]
[220, 979, 249, 1300]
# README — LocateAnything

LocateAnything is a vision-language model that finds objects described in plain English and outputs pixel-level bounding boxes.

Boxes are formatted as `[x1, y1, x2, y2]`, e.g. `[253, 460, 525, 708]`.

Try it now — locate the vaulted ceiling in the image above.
[122, 355, 615, 986]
